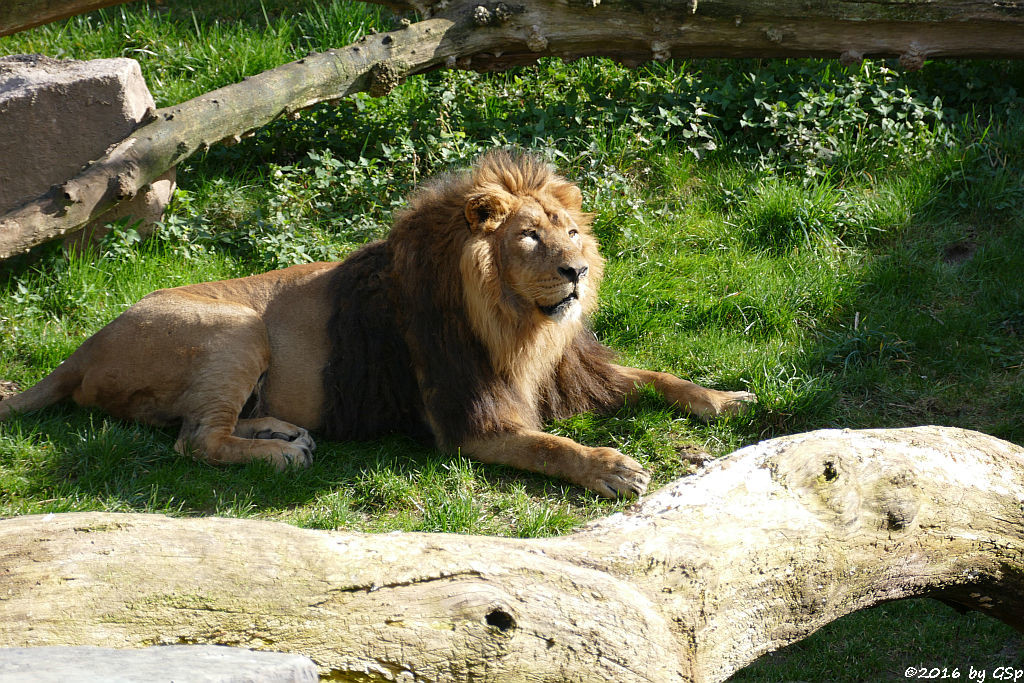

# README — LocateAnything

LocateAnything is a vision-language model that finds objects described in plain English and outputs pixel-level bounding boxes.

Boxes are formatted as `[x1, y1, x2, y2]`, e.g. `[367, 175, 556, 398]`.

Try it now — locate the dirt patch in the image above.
[677, 444, 713, 467]
[0, 380, 21, 399]
[943, 240, 978, 266]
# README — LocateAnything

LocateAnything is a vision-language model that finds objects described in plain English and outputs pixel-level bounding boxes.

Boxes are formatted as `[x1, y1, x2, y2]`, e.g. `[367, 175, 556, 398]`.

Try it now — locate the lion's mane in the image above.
[321, 151, 623, 447]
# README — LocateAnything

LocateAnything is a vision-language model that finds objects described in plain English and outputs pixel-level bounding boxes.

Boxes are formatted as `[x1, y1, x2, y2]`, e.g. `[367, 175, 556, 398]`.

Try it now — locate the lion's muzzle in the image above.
[539, 259, 588, 321]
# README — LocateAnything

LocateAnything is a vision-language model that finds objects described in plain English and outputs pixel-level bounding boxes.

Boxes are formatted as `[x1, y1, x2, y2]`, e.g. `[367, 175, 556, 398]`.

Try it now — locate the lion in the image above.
[0, 151, 754, 498]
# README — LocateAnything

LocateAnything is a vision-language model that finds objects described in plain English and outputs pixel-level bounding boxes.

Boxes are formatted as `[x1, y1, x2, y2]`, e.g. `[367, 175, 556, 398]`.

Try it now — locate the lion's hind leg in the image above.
[170, 374, 315, 471]
[100, 292, 316, 472]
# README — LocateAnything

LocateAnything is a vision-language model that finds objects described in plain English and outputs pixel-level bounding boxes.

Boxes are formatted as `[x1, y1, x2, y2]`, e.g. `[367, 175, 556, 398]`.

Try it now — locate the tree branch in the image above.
[2, 427, 1022, 681]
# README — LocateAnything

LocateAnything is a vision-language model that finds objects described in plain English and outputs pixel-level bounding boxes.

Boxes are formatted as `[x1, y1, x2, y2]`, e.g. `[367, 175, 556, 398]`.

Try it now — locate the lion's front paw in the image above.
[716, 390, 757, 416]
[585, 447, 650, 499]
[267, 439, 315, 470]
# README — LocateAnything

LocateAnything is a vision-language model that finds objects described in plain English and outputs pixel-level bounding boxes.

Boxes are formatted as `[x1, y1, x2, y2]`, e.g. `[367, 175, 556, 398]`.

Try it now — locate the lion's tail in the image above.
[0, 359, 82, 421]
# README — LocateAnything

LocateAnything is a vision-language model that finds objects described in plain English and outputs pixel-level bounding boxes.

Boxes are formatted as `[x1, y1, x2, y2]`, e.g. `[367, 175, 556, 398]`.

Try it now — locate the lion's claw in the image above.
[251, 423, 316, 469]
[269, 429, 314, 448]
[249, 427, 315, 470]
[727, 390, 757, 404]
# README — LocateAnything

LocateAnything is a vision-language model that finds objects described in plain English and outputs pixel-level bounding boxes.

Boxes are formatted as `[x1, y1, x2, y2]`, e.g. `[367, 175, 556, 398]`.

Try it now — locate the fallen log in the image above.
[2, 426, 1021, 681]
[0, 0, 136, 37]
[3, 0, 1024, 257]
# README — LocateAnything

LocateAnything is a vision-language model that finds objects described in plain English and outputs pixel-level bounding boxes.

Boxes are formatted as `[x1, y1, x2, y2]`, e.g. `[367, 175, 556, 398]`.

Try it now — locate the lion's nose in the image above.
[558, 263, 589, 283]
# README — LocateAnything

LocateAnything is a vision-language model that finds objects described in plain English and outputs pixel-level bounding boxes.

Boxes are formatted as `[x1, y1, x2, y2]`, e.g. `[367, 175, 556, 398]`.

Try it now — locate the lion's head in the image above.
[464, 175, 602, 325]
[458, 152, 604, 372]
[387, 151, 602, 407]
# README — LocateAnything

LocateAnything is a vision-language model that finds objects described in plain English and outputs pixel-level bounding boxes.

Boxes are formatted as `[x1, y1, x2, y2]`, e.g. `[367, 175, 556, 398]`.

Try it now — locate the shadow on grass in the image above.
[1, 403, 621, 533]
[751, 121, 1024, 444]
[731, 599, 1024, 682]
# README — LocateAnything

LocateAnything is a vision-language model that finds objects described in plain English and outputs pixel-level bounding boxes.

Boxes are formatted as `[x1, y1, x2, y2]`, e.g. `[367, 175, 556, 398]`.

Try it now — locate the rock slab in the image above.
[0, 645, 319, 682]
[0, 54, 174, 248]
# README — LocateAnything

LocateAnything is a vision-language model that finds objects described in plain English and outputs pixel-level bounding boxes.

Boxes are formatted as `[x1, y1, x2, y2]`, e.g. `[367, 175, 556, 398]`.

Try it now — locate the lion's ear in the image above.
[465, 192, 513, 233]
[554, 183, 583, 212]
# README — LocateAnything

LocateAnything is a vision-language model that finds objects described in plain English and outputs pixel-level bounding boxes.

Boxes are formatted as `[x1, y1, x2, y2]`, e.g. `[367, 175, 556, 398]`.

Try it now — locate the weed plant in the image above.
[2, 1, 1024, 678]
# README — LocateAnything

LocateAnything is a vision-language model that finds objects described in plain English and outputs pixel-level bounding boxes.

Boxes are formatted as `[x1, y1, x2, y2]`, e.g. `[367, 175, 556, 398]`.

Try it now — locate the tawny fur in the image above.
[0, 151, 755, 498]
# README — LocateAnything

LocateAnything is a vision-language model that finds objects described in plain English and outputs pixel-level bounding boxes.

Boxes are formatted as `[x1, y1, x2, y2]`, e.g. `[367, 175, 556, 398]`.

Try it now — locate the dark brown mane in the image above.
[320, 151, 625, 448]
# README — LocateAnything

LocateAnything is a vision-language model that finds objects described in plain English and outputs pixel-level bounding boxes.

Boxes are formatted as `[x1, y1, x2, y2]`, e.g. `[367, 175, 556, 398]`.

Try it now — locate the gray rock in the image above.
[0, 645, 318, 682]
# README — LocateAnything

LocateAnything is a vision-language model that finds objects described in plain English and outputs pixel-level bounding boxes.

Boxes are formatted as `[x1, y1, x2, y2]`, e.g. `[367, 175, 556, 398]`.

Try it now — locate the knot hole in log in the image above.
[772, 434, 929, 533]
[485, 608, 516, 632]
[472, 3, 517, 27]
[870, 470, 921, 532]
[111, 173, 136, 201]
[769, 441, 863, 527]
[822, 460, 838, 483]
[367, 61, 406, 97]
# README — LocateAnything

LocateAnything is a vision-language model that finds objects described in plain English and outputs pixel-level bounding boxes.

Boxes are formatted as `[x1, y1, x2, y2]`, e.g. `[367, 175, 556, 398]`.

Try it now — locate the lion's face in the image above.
[463, 185, 603, 327]
[496, 198, 597, 324]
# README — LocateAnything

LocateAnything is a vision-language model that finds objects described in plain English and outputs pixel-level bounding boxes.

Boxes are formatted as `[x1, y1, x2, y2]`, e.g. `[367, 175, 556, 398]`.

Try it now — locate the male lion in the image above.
[0, 151, 754, 498]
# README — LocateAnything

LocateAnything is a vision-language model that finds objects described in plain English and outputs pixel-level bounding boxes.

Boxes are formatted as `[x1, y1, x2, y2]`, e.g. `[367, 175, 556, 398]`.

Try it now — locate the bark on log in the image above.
[0, 0, 136, 37]
[3, 0, 1024, 258]
[1, 426, 1022, 682]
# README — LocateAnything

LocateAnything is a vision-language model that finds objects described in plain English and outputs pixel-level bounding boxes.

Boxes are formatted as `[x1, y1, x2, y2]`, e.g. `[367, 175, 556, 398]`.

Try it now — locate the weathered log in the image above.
[0, 0, 136, 37]
[1, 426, 1022, 681]
[3, 0, 1024, 257]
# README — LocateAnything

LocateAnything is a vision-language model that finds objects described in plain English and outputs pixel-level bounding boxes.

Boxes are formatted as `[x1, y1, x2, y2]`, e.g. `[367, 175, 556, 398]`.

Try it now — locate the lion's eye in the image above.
[568, 229, 579, 239]
[521, 229, 539, 241]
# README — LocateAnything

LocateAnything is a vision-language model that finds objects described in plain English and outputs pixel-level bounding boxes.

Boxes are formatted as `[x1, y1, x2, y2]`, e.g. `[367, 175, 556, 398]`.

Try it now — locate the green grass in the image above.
[3, 0, 1024, 678]
[3, 0, 392, 105]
